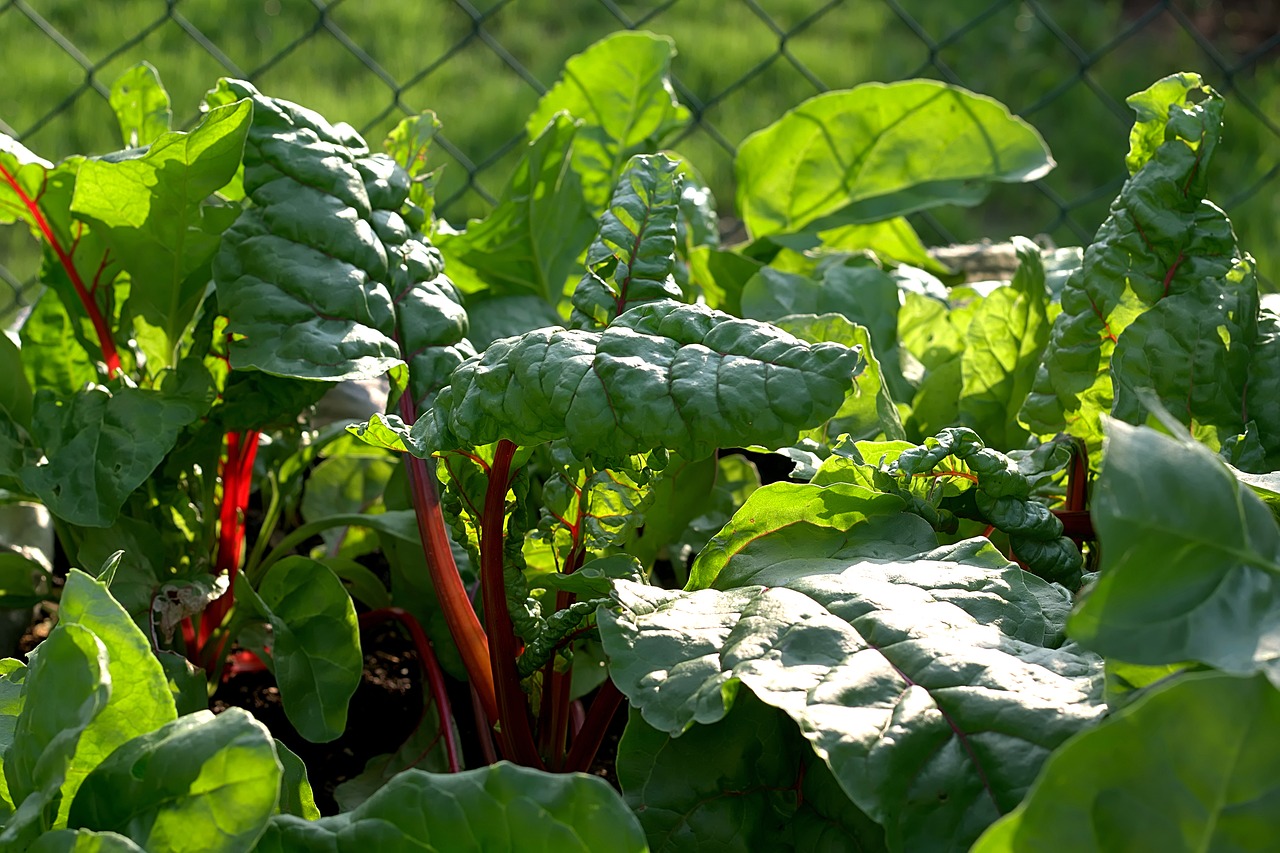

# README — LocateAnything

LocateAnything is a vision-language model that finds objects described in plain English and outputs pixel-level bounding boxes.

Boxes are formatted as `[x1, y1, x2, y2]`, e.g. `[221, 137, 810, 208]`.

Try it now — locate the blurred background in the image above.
[2, 0, 1277, 323]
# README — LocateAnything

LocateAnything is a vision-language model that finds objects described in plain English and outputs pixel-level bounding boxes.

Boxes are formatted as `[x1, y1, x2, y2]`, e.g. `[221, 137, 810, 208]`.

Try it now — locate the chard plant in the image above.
[0, 27, 1278, 853]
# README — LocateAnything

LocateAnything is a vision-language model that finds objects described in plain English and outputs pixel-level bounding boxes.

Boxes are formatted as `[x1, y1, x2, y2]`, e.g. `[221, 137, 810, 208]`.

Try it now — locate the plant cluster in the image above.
[1, 31, 1277, 852]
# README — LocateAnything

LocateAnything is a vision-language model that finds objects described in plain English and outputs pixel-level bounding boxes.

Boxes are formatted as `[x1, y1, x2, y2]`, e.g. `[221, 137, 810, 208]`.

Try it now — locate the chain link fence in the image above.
[3, 0, 1278, 321]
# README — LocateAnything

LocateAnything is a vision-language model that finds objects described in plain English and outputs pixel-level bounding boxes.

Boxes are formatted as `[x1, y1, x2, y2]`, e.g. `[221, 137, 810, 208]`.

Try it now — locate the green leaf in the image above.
[813, 217, 953, 277]
[618, 689, 885, 852]
[67, 708, 280, 853]
[382, 111, 441, 221]
[735, 81, 1053, 240]
[247, 557, 362, 743]
[17, 289, 97, 397]
[974, 673, 1280, 852]
[428, 300, 863, 464]
[53, 570, 178, 822]
[527, 31, 690, 210]
[956, 237, 1051, 449]
[28, 829, 147, 853]
[21, 383, 204, 528]
[257, 762, 647, 852]
[333, 714, 456, 813]
[599, 544, 1102, 852]
[2, 624, 110, 848]
[72, 99, 250, 366]
[210, 80, 472, 408]
[570, 154, 684, 329]
[1068, 419, 1280, 681]
[0, 332, 32, 428]
[0, 659, 28, 814]
[0, 553, 52, 610]
[773, 313, 906, 444]
[273, 741, 320, 821]
[108, 62, 172, 149]
[300, 453, 397, 558]
[0, 135, 55, 241]
[438, 114, 597, 308]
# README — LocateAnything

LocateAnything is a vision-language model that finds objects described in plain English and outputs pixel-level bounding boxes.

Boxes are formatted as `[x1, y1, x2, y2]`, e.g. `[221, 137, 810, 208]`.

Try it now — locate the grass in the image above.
[2, 0, 1277, 319]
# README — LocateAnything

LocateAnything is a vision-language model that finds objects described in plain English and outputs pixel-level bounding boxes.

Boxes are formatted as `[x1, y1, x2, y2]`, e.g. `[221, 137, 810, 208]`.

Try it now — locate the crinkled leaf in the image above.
[600, 544, 1103, 851]
[1021, 74, 1269, 461]
[210, 80, 472, 409]
[67, 708, 280, 853]
[974, 673, 1280, 852]
[736, 81, 1053, 240]
[244, 557, 362, 743]
[571, 154, 683, 329]
[256, 763, 647, 852]
[438, 114, 596, 308]
[429, 300, 862, 464]
[1, 624, 110, 848]
[773, 313, 905, 444]
[21, 382, 204, 528]
[618, 689, 885, 852]
[1069, 419, 1280, 682]
[71, 99, 250, 365]
[108, 62, 172, 149]
[527, 31, 690, 210]
[957, 237, 1051, 449]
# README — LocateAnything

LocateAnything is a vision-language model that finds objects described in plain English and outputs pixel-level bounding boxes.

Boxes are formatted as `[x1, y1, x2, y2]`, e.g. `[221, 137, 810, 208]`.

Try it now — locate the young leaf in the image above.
[382, 111, 441, 221]
[1068, 418, 1280, 682]
[599, 543, 1102, 851]
[974, 673, 1280, 852]
[66, 709, 280, 853]
[736, 81, 1053, 240]
[273, 741, 320, 821]
[256, 763, 647, 852]
[242, 557, 362, 743]
[570, 153, 684, 329]
[427, 301, 863, 464]
[71, 99, 251, 367]
[108, 62, 172, 150]
[437, 114, 597, 309]
[527, 30, 690, 210]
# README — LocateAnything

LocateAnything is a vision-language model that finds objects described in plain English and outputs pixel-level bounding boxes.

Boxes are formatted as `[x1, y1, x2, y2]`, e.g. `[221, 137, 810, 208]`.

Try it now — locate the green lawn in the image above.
[3, 0, 1277, 315]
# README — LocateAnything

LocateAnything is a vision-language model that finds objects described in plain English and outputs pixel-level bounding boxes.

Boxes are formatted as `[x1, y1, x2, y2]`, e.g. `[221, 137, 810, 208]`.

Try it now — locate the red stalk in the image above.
[397, 393, 497, 724]
[360, 607, 461, 773]
[564, 679, 625, 773]
[480, 439, 543, 767]
[0, 162, 120, 375]
[539, 546, 585, 768]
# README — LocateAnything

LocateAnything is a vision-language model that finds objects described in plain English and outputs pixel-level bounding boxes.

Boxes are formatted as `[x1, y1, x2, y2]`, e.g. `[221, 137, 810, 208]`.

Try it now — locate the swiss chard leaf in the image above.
[108, 62, 172, 149]
[600, 540, 1102, 852]
[526, 30, 690, 211]
[974, 672, 1280, 852]
[1069, 418, 1280, 682]
[735, 81, 1053, 241]
[27, 829, 146, 852]
[256, 763, 647, 852]
[66, 709, 280, 853]
[424, 300, 863, 464]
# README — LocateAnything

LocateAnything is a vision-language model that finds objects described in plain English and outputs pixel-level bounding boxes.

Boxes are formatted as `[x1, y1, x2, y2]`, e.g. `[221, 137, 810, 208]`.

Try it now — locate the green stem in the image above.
[242, 472, 282, 579]
[247, 513, 381, 586]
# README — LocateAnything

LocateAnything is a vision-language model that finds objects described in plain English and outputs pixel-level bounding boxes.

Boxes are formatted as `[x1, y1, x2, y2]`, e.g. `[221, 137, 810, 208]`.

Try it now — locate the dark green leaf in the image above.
[0, 554, 51, 610]
[67, 708, 280, 853]
[735, 81, 1052, 240]
[974, 673, 1280, 852]
[257, 762, 647, 852]
[0, 332, 32, 429]
[333, 715, 456, 813]
[1069, 419, 1280, 680]
[28, 829, 146, 853]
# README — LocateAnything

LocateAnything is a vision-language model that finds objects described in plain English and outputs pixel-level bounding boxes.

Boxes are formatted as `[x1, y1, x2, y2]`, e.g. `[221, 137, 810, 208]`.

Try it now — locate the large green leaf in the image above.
[16, 291, 97, 399]
[257, 763, 647, 852]
[974, 672, 1280, 852]
[956, 238, 1051, 449]
[599, 541, 1102, 852]
[527, 31, 690, 210]
[424, 300, 863, 463]
[1069, 418, 1280, 682]
[438, 114, 596, 308]
[28, 829, 146, 853]
[244, 556, 362, 743]
[209, 80, 472, 408]
[1, 625, 110, 849]
[618, 689, 885, 852]
[71, 99, 250, 367]
[1021, 74, 1271, 460]
[570, 154, 684, 329]
[20, 382, 205, 528]
[52, 570, 177, 824]
[67, 708, 280, 853]
[735, 81, 1052, 240]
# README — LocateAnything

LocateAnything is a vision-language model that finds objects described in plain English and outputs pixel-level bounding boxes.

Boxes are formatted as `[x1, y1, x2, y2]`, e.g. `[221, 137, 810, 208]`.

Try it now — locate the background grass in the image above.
[2, 0, 1277, 318]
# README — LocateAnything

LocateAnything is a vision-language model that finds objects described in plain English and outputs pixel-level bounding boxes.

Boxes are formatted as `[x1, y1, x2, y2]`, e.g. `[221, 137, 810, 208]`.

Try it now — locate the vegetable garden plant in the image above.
[0, 28, 1277, 851]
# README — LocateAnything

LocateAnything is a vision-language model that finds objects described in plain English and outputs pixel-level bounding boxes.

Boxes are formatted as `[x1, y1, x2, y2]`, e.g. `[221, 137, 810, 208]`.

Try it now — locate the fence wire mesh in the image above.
[2, 0, 1278, 320]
